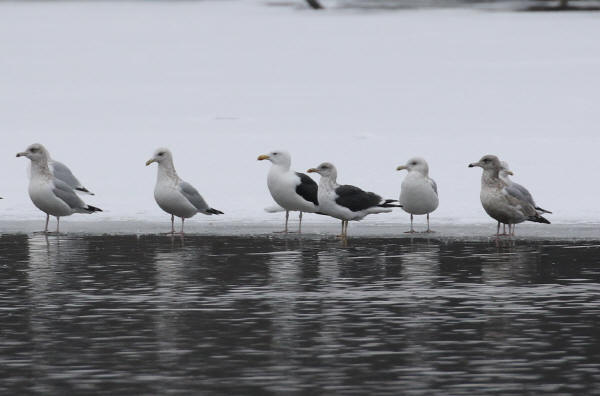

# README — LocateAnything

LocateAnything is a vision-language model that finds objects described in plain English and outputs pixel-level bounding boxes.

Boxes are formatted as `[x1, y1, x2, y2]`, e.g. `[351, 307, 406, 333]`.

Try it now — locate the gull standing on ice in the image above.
[499, 161, 552, 235]
[307, 162, 400, 238]
[396, 157, 439, 233]
[258, 151, 318, 233]
[146, 148, 223, 234]
[16, 143, 102, 233]
[469, 155, 550, 236]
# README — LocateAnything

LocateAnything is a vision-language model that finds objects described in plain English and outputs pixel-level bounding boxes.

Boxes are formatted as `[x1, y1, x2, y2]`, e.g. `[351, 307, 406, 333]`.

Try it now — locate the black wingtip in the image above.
[76, 187, 95, 195]
[529, 214, 550, 224]
[379, 199, 402, 208]
[86, 205, 102, 213]
[206, 208, 224, 215]
[535, 206, 552, 214]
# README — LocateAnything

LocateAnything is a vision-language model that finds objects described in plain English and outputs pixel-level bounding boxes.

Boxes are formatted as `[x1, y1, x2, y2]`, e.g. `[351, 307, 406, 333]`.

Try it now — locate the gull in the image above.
[469, 155, 550, 236]
[500, 161, 552, 235]
[258, 150, 318, 233]
[396, 157, 439, 233]
[146, 148, 223, 234]
[307, 162, 400, 238]
[16, 143, 102, 233]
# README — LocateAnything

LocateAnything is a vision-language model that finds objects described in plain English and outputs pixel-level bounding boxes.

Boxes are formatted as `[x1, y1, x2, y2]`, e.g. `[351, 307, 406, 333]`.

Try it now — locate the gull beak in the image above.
[145, 158, 156, 166]
[16, 152, 26, 158]
[468, 162, 479, 168]
[257, 154, 270, 161]
[307, 168, 318, 173]
[506, 170, 514, 176]
[396, 165, 407, 171]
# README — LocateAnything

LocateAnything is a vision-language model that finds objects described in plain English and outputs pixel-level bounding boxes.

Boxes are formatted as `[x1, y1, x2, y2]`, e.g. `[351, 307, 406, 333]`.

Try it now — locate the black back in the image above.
[295, 172, 319, 206]
[334, 185, 382, 212]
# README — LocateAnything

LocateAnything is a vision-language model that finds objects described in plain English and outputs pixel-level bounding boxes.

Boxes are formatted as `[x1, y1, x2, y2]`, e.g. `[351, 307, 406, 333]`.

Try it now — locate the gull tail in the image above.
[528, 214, 550, 224]
[85, 205, 102, 213]
[205, 208, 224, 215]
[76, 187, 95, 196]
[535, 206, 552, 214]
[378, 199, 402, 208]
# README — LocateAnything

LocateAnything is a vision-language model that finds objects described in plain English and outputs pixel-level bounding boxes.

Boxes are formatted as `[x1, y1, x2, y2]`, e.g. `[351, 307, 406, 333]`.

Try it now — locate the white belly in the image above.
[400, 177, 438, 215]
[29, 182, 73, 217]
[267, 171, 316, 213]
[480, 187, 526, 224]
[154, 184, 198, 218]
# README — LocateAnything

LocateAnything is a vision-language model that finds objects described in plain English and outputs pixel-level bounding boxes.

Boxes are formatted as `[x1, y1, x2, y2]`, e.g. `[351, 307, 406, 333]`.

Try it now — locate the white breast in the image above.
[267, 168, 316, 213]
[154, 182, 197, 219]
[28, 179, 73, 217]
[400, 173, 439, 215]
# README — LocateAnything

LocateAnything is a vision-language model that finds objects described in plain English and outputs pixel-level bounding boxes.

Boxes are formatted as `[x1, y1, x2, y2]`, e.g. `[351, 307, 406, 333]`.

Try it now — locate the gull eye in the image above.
[30, 148, 38, 153]
[411, 161, 417, 166]
[272, 152, 278, 156]
[158, 152, 164, 156]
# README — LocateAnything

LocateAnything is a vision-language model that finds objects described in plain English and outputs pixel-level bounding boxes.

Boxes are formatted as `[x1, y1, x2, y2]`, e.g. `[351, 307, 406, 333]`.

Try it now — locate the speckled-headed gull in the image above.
[307, 162, 400, 238]
[469, 155, 550, 236]
[146, 148, 223, 234]
[16, 143, 102, 233]
[258, 150, 318, 233]
[396, 157, 439, 233]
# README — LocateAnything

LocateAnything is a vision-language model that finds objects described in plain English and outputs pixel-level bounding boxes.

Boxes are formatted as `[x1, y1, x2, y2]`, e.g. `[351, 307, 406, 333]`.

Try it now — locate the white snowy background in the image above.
[0, 0, 598, 226]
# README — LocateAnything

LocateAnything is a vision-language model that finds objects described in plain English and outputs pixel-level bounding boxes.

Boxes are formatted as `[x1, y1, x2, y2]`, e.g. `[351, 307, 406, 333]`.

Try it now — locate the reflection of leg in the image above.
[298, 212, 303, 233]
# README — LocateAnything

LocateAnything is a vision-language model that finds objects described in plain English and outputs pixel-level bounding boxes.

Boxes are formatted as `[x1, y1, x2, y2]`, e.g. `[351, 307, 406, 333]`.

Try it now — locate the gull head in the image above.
[499, 161, 514, 180]
[468, 155, 501, 171]
[257, 150, 291, 168]
[307, 162, 337, 178]
[397, 157, 429, 176]
[146, 148, 173, 166]
[16, 143, 49, 163]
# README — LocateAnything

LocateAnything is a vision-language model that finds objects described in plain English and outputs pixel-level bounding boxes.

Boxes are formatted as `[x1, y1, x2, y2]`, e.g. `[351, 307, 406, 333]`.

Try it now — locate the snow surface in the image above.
[1, 0, 599, 227]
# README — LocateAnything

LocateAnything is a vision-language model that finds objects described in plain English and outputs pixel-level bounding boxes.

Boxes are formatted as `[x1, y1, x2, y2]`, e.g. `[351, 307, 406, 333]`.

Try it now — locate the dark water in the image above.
[1, 234, 600, 395]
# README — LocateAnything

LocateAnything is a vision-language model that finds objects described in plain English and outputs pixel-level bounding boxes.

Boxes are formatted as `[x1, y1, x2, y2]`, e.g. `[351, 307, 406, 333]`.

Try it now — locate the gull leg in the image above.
[337, 220, 344, 238]
[503, 223, 506, 235]
[285, 211, 289, 233]
[56, 217, 60, 234]
[45, 214, 49, 233]
[511, 224, 516, 236]
[274, 211, 290, 233]
[496, 222, 501, 237]
[344, 220, 349, 238]
[181, 218, 185, 235]
[171, 214, 175, 234]
[425, 214, 434, 233]
[405, 214, 416, 233]
[298, 212, 303, 234]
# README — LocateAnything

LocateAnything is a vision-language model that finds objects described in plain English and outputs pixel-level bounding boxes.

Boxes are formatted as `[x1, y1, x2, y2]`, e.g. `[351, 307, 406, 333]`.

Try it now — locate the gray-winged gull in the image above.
[16, 143, 102, 233]
[146, 148, 223, 234]
[469, 154, 550, 236]
[396, 157, 439, 233]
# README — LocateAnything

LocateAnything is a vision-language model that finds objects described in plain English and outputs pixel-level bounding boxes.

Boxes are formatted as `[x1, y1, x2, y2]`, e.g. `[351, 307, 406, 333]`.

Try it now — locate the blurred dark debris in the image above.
[264, 0, 600, 11]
